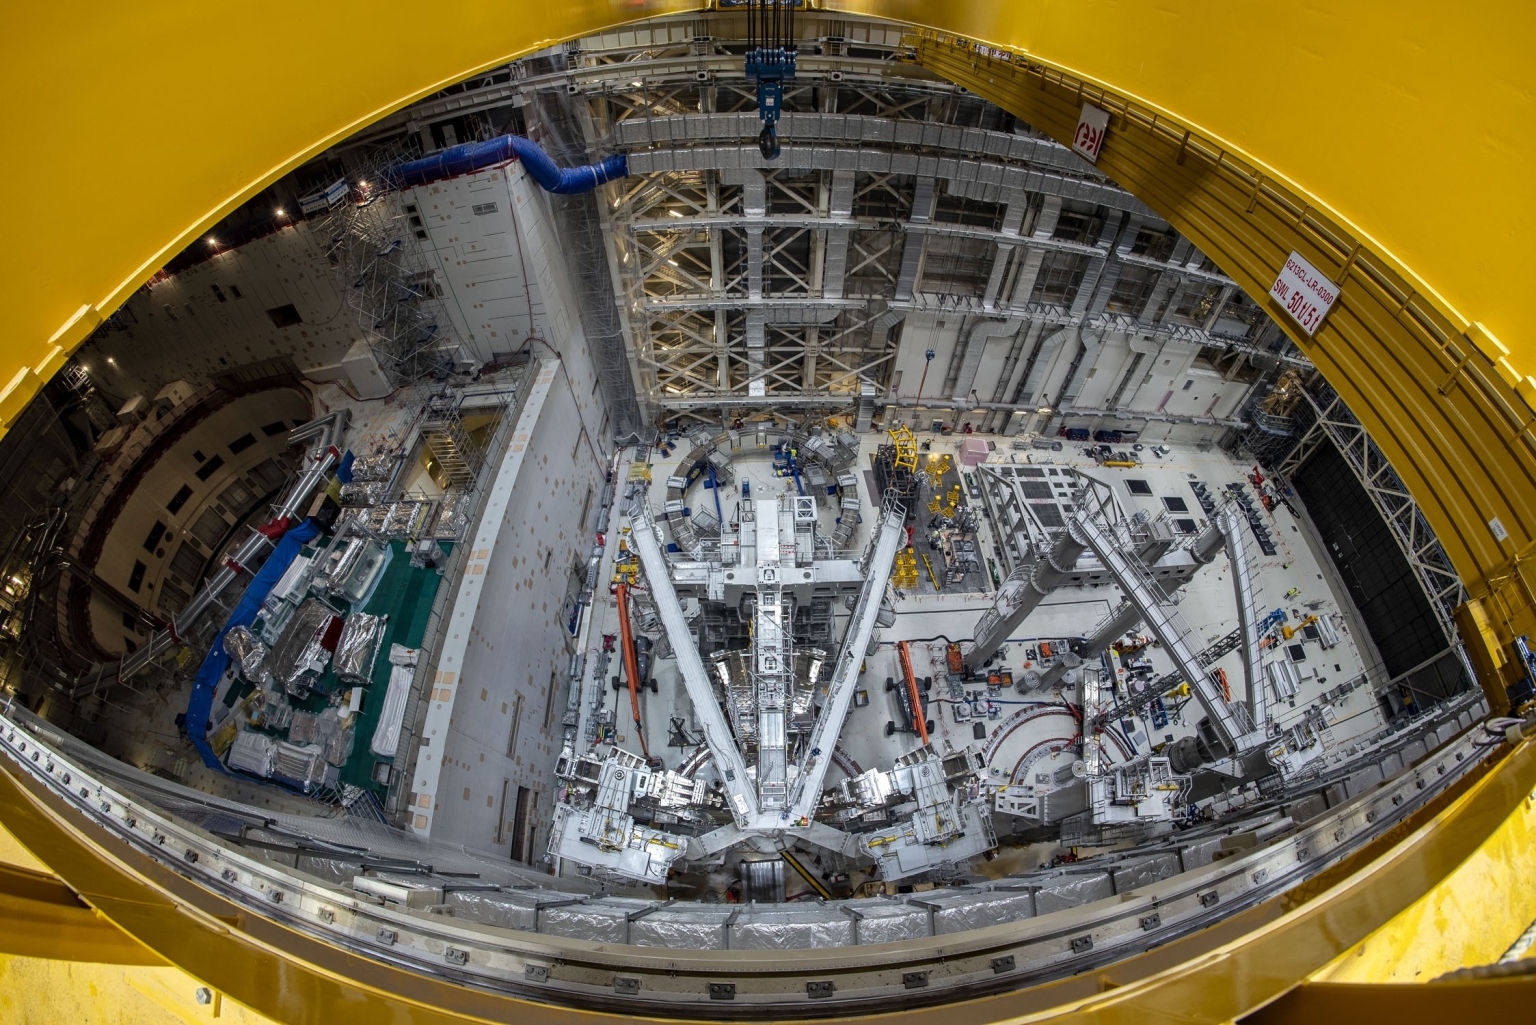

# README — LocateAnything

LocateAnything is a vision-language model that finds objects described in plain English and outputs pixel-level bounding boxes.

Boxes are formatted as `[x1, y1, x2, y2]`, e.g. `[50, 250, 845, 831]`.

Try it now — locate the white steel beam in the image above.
[626, 494, 759, 823]
[1069, 512, 1263, 755]
[788, 499, 907, 819]
[1218, 503, 1267, 730]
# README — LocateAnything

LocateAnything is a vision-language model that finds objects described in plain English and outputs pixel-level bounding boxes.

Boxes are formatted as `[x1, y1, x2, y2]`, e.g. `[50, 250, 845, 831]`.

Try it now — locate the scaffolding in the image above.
[313, 140, 459, 388]
[418, 387, 484, 489]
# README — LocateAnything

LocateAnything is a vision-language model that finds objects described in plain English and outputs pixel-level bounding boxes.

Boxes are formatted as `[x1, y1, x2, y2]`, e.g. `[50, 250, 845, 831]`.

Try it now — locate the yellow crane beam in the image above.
[1, 1, 1535, 1018]
[4, 711, 1536, 1022]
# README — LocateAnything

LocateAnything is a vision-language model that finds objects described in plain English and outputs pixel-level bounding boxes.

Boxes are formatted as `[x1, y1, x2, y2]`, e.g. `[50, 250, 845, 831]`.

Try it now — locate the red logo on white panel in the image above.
[1073, 103, 1110, 163]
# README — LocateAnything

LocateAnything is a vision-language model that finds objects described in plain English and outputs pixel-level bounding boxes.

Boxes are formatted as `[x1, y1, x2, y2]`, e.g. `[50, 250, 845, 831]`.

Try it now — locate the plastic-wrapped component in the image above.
[629, 908, 733, 950]
[847, 900, 930, 943]
[324, 725, 354, 767]
[338, 481, 389, 507]
[288, 711, 320, 745]
[730, 909, 854, 950]
[272, 741, 327, 792]
[1177, 835, 1225, 870]
[334, 542, 390, 606]
[256, 689, 294, 731]
[227, 730, 278, 776]
[371, 664, 414, 756]
[295, 855, 364, 884]
[388, 644, 419, 667]
[1108, 853, 1181, 894]
[538, 904, 630, 943]
[1033, 871, 1114, 914]
[930, 890, 1034, 934]
[222, 626, 269, 679]
[334, 613, 385, 684]
[443, 890, 541, 932]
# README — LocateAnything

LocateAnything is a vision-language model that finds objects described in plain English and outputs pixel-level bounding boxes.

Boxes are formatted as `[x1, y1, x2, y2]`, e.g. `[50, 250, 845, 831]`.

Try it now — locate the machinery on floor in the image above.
[547, 443, 1332, 884]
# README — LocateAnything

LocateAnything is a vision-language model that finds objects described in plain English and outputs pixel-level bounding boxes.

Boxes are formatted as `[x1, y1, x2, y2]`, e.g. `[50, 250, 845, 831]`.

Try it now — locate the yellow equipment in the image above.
[4, 4, 1536, 1021]
[892, 548, 919, 589]
[921, 552, 941, 590]
[1282, 614, 1320, 640]
[888, 424, 918, 472]
[942, 484, 962, 518]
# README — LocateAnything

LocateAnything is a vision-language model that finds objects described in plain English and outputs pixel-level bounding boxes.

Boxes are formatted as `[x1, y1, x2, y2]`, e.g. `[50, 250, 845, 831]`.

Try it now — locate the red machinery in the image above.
[614, 582, 649, 759]
[897, 641, 930, 745]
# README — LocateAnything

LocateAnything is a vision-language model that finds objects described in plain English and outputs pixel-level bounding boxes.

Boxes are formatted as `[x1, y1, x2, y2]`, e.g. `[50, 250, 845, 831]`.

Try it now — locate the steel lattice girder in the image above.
[1280, 384, 1467, 641]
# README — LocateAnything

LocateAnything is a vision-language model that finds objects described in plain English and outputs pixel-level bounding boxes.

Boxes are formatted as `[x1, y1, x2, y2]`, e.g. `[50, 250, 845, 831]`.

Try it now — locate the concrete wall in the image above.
[504, 164, 612, 443]
[78, 388, 310, 654]
[407, 360, 606, 861]
[404, 167, 536, 362]
[80, 224, 360, 402]
[78, 170, 550, 404]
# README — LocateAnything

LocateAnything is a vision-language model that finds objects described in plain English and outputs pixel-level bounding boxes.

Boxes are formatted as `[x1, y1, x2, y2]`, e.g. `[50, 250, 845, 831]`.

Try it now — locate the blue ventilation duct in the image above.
[392, 135, 627, 194]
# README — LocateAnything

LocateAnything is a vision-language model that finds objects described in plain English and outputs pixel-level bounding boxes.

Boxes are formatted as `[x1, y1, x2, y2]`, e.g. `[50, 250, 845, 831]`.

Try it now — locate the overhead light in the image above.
[630, 80, 642, 87]
[667, 209, 683, 218]
[667, 259, 678, 266]
[106, 357, 116, 366]
[274, 207, 286, 217]
[206, 237, 218, 247]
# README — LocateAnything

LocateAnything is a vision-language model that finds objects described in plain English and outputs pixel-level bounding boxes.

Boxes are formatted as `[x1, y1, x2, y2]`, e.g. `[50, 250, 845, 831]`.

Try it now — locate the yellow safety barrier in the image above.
[2, 2, 1535, 1019]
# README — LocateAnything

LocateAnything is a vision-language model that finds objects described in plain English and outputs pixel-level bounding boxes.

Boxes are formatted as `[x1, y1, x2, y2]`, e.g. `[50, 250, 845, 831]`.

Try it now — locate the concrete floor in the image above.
[553, 427, 1383, 884]
[108, 411, 1386, 870]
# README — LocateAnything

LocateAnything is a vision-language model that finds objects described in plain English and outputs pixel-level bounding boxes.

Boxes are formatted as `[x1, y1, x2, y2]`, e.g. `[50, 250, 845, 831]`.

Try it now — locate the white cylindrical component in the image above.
[1084, 600, 1142, 654]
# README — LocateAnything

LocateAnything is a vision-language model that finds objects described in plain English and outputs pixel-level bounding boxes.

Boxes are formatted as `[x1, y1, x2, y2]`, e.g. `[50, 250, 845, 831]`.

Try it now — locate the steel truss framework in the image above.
[564, 26, 1306, 416]
[1280, 382, 1467, 644]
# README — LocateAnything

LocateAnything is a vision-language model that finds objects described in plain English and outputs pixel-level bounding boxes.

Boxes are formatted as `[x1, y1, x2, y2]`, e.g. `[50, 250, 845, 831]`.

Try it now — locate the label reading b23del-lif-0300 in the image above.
[1269, 250, 1339, 336]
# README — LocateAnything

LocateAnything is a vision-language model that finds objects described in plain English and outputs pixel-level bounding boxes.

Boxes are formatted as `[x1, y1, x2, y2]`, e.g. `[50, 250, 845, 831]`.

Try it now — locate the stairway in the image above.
[421, 399, 480, 488]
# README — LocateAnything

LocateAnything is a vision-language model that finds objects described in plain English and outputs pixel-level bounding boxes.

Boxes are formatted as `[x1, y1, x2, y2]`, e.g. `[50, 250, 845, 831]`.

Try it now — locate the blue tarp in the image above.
[184, 519, 322, 769]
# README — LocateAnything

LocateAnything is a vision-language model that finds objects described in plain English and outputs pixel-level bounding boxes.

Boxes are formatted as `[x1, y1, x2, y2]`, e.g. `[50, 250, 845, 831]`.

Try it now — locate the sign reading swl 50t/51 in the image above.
[1269, 251, 1339, 336]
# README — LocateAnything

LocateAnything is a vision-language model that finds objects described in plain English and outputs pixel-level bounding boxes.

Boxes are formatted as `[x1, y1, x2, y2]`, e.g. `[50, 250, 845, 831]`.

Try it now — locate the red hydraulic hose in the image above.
[898, 640, 930, 745]
[615, 581, 650, 759]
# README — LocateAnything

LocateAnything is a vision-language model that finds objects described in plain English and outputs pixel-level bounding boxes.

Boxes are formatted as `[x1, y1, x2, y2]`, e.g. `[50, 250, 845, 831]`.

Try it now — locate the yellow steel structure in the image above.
[4, 712, 1536, 1023]
[0, 1, 1530, 664]
[888, 423, 919, 473]
[3, 0, 1536, 1020]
